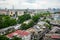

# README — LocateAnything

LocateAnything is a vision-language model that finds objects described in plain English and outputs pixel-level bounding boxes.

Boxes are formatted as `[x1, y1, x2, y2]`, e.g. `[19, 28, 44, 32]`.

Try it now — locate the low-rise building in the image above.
[51, 12, 60, 20]
[0, 24, 21, 35]
[37, 21, 46, 26]
[44, 34, 60, 40]
[8, 9, 24, 17]
[0, 9, 25, 17]
[0, 9, 8, 15]
[26, 23, 49, 40]
[0, 9, 36, 17]
[50, 20, 60, 26]
[0, 26, 15, 35]
[26, 28, 39, 40]
[6, 30, 31, 40]
[44, 27, 60, 40]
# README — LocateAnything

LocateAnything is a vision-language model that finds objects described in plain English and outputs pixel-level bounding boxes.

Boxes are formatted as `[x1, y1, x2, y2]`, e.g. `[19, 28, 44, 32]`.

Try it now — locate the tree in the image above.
[18, 14, 31, 23]
[0, 35, 9, 40]
[12, 36, 22, 40]
[20, 20, 35, 30]
[28, 20, 35, 27]
[9, 19, 17, 26]
[44, 23, 51, 30]
[0, 15, 17, 29]
[32, 14, 40, 23]
[20, 23, 28, 30]
[43, 11, 51, 17]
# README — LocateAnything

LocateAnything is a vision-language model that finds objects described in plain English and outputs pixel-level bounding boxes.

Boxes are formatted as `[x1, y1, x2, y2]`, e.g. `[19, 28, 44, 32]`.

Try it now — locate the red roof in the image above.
[51, 35, 60, 38]
[6, 30, 30, 38]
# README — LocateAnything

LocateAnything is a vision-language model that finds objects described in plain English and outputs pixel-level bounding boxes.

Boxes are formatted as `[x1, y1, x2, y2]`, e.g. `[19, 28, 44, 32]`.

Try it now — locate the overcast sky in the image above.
[0, 0, 60, 9]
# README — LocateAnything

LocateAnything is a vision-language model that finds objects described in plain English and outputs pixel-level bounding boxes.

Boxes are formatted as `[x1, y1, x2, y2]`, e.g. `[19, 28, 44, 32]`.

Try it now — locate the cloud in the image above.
[26, 0, 37, 3]
[0, 0, 60, 9]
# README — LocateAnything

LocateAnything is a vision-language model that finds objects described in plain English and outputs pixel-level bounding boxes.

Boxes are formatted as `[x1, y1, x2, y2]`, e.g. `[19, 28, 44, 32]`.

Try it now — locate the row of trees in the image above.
[18, 14, 31, 23]
[39, 11, 52, 30]
[40, 11, 51, 17]
[19, 13, 40, 30]
[32, 14, 40, 23]
[0, 11, 51, 29]
[0, 35, 9, 40]
[0, 12, 41, 29]
[20, 20, 35, 30]
[32, 11, 51, 23]
[0, 35, 22, 40]
[20, 11, 51, 30]
[0, 15, 17, 29]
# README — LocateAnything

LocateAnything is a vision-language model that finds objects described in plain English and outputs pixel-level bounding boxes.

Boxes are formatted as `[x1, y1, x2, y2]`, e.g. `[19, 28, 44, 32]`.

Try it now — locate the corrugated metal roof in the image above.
[6, 30, 30, 38]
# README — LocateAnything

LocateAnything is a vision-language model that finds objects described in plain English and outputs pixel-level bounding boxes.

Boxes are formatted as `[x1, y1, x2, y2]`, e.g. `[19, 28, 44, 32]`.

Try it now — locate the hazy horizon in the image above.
[0, 0, 60, 9]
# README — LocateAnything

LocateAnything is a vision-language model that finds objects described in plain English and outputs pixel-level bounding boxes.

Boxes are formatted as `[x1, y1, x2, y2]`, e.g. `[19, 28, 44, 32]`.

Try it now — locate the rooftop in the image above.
[37, 21, 46, 25]
[6, 30, 30, 38]
[51, 34, 60, 39]
[49, 27, 60, 33]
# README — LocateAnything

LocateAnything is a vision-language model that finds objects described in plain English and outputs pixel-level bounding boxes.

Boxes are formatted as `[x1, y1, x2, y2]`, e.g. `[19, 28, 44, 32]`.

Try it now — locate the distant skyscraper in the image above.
[12, 5, 14, 9]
